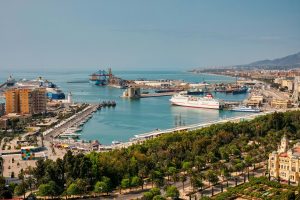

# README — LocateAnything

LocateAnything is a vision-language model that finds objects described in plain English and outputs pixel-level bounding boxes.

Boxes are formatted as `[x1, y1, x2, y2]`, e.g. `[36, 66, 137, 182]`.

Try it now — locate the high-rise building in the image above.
[4, 87, 46, 115]
[4, 88, 20, 114]
[0, 103, 5, 116]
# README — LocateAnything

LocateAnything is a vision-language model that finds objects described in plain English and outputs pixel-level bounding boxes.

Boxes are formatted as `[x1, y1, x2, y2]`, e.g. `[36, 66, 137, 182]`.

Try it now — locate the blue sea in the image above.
[0, 71, 249, 144]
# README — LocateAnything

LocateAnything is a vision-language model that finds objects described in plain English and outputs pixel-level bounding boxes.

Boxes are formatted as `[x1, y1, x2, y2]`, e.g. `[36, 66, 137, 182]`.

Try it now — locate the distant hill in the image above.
[248, 51, 300, 67]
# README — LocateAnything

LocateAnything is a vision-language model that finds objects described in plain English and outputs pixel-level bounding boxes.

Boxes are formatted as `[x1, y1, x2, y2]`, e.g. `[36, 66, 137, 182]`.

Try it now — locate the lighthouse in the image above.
[67, 92, 73, 104]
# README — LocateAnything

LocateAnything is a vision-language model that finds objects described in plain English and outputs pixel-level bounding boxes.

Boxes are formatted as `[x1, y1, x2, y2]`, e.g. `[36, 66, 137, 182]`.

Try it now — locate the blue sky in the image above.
[0, 0, 300, 71]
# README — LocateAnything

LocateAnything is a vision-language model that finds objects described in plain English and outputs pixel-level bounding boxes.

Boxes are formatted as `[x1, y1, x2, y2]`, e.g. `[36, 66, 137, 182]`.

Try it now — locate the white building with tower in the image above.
[269, 135, 300, 183]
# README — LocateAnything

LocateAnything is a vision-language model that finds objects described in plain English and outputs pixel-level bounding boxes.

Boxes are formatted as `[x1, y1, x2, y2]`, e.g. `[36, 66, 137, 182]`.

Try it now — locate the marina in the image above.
[42, 103, 100, 140]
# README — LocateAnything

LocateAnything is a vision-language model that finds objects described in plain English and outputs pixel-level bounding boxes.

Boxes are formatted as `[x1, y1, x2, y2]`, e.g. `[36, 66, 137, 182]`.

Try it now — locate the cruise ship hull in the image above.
[170, 94, 223, 110]
[170, 101, 221, 109]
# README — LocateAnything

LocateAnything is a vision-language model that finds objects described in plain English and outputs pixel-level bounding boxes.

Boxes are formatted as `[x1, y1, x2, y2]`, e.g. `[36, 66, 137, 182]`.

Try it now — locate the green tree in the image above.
[149, 187, 161, 196]
[37, 181, 58, 199]
[0, 176, 14, 199]
[151, 171, 164, 187]
[191, 175, 203, 191]
[142, 188, 161, 200]
[142, 191, 154, 200]
[14, 182, 27, 199]
[182, 161, 191, 172]
[66, 183, 81, 196]
[33, 159, 46, 185]
[205, 170, 219, 186]
[131, 176, 143, 189]
[0, 176, 13, 199]
[166, 186, 180, 199]
[94, 181, 109, 195]
[121, 178, 131, 191]
[153, 195, 166, 200]
[75, 178, 88, 194]
[179, 173, 187, 191]
[167, 167, 178, 182]
[195, 155, 206, 171]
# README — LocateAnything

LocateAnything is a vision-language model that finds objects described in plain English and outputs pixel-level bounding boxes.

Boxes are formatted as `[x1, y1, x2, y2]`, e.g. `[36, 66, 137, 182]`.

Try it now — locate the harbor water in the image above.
[0, 71, 249, 144]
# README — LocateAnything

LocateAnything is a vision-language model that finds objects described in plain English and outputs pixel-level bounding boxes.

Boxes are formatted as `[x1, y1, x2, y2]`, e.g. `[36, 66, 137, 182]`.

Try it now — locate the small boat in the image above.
[187, 89, 204, 95]
[112, 140, 122, 145]
[59, 133, 81, 139]
[232, 86, 248, 94]
[68, 127, 82, 132]
[101, 100, 116, 107]
[230, 105, 261, 113]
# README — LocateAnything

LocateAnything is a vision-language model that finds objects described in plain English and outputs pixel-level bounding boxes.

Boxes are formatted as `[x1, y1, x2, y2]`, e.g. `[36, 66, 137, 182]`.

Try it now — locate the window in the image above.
[292, 167, 296, 172]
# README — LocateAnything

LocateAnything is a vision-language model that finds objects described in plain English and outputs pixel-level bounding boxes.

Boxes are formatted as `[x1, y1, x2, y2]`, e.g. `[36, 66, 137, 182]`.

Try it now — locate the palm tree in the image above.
[179, 173, 187, 191]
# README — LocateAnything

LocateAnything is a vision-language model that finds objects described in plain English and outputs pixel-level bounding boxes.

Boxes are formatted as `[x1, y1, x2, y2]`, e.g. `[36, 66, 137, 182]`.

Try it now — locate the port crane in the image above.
[89, 68, 113, 85]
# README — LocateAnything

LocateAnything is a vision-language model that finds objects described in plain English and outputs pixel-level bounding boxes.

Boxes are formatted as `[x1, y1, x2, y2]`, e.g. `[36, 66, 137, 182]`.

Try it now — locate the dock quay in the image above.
[140, 92, 177, 98]
[43, 104, 99, 140]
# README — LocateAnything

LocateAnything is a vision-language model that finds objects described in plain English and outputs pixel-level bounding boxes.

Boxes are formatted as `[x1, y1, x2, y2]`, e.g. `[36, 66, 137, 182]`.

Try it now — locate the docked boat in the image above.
[14, 77, 65, 100]
[68, 127, 82, 132]
[187, 88, 204, 95]
[230, 105, 261, 113]
[59, 133, 81, 139]
[170, 92, 224, 110]
[46, 87, 66, 99]
[6, 76, 16, 87]
[89, 70, 110, 86]
[232, 86, 248, 95]
[112, 140, 122, 145]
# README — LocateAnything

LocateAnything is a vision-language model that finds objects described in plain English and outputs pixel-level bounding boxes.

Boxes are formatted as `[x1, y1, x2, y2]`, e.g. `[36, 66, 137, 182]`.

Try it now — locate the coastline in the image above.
[1, 71, 249, 145]
[106, 108, 299, 150]
[187, 71, 237, 81]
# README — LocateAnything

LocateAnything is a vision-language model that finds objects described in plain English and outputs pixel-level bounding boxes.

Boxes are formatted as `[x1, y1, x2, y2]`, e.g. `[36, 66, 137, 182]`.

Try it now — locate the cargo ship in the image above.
[230, 105, 261, 113]
[170, 92, 224, 110]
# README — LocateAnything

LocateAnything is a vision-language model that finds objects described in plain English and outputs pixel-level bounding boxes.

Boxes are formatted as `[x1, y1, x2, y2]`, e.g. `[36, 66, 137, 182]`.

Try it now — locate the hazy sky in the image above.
[0, 0, 300, 71]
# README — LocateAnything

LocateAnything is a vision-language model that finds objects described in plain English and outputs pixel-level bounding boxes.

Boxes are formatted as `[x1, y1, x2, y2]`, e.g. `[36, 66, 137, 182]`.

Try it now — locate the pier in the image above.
[140, 92, 177, 98]
[43, 104, 99, 140]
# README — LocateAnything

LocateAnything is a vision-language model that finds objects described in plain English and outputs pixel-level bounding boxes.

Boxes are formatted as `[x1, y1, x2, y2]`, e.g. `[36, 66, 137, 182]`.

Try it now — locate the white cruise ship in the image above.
[170, 92, 224, 110]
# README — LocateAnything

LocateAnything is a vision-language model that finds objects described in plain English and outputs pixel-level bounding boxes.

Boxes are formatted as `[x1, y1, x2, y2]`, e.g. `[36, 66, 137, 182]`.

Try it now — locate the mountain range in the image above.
[248, 51, 300, 67]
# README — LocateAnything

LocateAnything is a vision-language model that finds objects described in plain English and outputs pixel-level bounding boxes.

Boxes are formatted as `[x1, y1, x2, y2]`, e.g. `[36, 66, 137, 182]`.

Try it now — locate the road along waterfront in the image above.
[107, 108, 299, 150]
